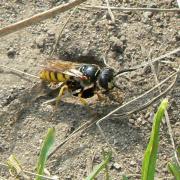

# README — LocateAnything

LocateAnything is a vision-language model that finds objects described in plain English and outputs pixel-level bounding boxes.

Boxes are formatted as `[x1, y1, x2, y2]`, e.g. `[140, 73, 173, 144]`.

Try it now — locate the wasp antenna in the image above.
[102, 56, 115, 70]
[0, 65, 39, 79]
[113, 68, 137, 77]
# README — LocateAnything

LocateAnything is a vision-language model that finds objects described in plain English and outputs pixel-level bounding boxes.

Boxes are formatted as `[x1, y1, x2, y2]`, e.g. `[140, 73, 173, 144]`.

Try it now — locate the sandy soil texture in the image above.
[0, 0, 179, 179]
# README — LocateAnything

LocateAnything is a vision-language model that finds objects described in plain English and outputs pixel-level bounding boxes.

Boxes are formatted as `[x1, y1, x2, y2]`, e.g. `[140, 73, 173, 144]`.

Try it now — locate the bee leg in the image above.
[55, 84, 68, 108]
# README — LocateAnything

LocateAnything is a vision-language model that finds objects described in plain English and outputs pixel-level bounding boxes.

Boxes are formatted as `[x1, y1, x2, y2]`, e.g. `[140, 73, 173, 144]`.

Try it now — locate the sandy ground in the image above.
[0, 0, 179, 179]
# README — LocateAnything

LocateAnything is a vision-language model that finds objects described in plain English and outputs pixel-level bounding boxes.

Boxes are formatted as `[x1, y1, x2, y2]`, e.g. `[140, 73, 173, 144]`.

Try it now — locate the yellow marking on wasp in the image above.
[57, 73, 67, 82]
[50, 72, 57, 82]
[40, 70, 70, 82]
[39, 70, 46, 80]
[45, 71, 51, 81]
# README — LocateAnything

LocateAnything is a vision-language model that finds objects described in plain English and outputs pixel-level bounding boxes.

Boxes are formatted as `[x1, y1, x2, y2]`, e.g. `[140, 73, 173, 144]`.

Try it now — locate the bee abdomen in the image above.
[39, 70, 70, 82]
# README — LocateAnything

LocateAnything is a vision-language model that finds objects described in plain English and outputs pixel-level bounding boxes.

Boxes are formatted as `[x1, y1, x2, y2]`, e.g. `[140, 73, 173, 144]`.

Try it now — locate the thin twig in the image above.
[103, 56, 112, 69]
[115, 72, 178, 117]
[115, 47, 180, 78]
[50, 7, 77, 57]
[48, 116, 97, 159]
[0, 162, 58, 180]
[80, 5, 180, 12]
[158, 177, 174, 180]
[143, 48, 180, 67]
[0, 65, 39, 79]
[126, 173, 173, 179]
[126, 173, 141, 178]
[105, 0, 115, 23]
[86, 151, 95, 175]
[0, 0, 87, 37]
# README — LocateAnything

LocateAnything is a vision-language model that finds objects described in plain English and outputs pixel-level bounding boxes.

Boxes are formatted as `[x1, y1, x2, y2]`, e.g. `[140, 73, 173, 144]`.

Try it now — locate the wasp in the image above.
[0, 59, 136, 107]
[39, 60, 117, 107]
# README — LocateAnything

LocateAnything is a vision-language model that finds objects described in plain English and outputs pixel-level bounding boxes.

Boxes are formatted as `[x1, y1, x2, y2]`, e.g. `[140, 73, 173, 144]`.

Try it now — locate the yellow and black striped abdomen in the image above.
[39, 70, 70, 83]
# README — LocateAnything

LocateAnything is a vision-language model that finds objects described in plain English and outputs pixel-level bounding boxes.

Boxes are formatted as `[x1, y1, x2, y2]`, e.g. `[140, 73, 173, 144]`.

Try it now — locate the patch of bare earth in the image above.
[0, 0, 179, 179]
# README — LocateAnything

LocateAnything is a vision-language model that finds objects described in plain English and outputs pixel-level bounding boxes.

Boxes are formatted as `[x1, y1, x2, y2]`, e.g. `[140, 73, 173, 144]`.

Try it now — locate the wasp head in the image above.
[80, 64, 100, 82]
[98, 68, 114, 90]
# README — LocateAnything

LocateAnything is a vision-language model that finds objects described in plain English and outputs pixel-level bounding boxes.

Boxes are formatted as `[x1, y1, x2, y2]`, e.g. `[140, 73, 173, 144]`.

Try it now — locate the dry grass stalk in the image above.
[80, 5, 180, 12]
[0, 0, 87, 37]
[105, 0, 115, 23]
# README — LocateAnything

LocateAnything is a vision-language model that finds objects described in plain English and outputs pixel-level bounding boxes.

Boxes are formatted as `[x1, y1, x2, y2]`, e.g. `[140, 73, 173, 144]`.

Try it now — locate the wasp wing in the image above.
[43, 60, 84, 78]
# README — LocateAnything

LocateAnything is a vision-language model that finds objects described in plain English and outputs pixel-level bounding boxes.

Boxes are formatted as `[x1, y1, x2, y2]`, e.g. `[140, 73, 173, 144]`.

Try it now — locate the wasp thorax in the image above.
[98, 68, 114, 90]
[80, 65, 100, 81]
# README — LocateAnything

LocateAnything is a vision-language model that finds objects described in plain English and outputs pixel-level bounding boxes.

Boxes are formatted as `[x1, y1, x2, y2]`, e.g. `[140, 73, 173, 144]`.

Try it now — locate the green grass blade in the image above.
[85, 151, 112, 180]
[102, 149, 110, 180]
[35, 128, 55, 180]
[177, 146, 180, 159]
[167, 162, 180, 179]
[122, 175, 129, 180]
[141, 99, 168, 180]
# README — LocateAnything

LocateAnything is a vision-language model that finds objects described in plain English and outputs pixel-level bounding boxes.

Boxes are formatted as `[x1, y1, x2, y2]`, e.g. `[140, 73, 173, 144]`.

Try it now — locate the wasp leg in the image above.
[49, 82, 63, 90]
[78, 89, 88, 106]
[96, 91, 105, 101]
[55, 84, 69, 108]
[93, 83, 105, 101]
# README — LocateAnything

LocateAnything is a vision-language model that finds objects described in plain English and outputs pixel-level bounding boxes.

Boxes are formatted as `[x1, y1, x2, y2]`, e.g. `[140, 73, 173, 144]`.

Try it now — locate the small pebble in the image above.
[47, 29, 55, 36]
[65, 175, 72, 180]
[174, 130, 180, 137]
[120, 35, 126, 43]
[142, 120, 147, 125]
[113, 162, 122, 170]
[51, 175, 59, 180]
[148, 2, 157, 8]
[110, 36, 124, 53]
[129, 119, 135, 124]
[36, 36, 45, 48]
[130, 160, 136, 166]
[143, 11, 153, 19]
[39, 139, 43, 144]
[137, 117, 142, 124]
[113, 139, 119, 145]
